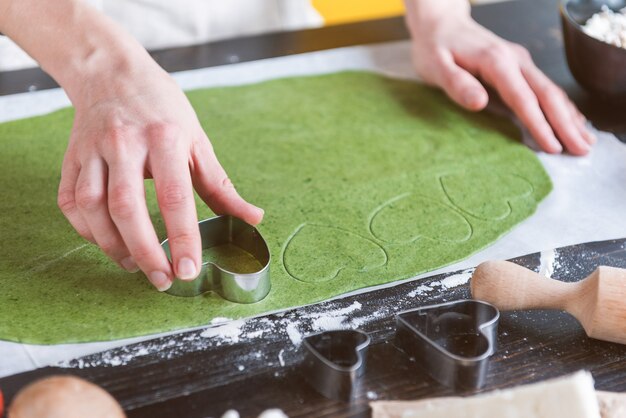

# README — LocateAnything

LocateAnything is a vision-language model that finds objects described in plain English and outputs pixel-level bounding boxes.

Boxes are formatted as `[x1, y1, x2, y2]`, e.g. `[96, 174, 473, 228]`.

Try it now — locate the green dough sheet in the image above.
[0, 72, 552, 344]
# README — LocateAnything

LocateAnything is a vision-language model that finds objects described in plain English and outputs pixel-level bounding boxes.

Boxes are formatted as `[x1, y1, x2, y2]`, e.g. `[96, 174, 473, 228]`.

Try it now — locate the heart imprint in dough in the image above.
[370, 194, 472, 244]
[440, 170, 534, 220]
[282, 224, 387, 283]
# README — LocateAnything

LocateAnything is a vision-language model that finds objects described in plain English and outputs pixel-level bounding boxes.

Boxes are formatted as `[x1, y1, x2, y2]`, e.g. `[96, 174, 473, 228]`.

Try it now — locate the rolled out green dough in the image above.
[0, 72, 551, 344]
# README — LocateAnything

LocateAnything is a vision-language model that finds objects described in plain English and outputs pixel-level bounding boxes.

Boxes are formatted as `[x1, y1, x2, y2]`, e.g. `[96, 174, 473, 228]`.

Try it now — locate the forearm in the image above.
[404, 0, 471, 34]
[0, 0, 162, 108]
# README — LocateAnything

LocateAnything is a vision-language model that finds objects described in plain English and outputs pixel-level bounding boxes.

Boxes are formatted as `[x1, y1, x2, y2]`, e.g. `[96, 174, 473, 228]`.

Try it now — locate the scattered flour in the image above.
[351, 311, 380, 329]
[200, 319, 246, 343]
[539, 249, 561, 278]
[245, 330, 265, 339]
[284, 301, 364, 346]
[58, 342, 151, 369]
[211, 317, 233, 325]
[285, 323, 302, 346]
[322, 301, 362, 316]
[407, 284, 433, 297]
[311, 315, 348, 331]
[430, 269, 474, 290]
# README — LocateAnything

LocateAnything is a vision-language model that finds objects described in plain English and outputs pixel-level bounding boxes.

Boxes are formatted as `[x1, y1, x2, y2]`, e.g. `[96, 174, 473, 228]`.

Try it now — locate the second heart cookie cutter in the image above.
[160, 215, 271, 303]
[395, 299, 499, 390]
[301, 329, 371, 401]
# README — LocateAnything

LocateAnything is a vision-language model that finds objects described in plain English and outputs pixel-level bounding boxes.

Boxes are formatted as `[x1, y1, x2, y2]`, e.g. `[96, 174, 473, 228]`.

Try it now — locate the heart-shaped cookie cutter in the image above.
[301, 329, 371, 401]
[160, 215, 271, 303]
[395, 299, 499, 390]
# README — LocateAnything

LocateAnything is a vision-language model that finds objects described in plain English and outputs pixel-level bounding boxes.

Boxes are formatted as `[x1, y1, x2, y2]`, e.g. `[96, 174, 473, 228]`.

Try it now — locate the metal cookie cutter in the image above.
[301, 330, 371, 401]
[160, 215, 271, 303]
[394, 299, 499, 390]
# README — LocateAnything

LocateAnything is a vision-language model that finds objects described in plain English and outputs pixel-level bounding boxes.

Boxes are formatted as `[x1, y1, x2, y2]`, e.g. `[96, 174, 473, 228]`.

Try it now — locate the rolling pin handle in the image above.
[471, 260, 573, 311]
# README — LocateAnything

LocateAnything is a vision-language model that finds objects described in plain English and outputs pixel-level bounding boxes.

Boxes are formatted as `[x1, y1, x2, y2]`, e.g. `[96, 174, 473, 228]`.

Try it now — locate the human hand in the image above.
[0, 0, 263, 290]
[57, 66, 264, 291]
[404, 0, 596, 155]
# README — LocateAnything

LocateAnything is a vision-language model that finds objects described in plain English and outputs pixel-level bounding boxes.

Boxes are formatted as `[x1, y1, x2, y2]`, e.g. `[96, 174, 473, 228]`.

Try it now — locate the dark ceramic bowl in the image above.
[560, 0, 626, 100]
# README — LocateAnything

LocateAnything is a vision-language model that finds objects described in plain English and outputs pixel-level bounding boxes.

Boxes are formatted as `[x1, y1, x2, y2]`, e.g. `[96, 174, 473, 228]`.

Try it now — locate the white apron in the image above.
[0, 0, 323, 71]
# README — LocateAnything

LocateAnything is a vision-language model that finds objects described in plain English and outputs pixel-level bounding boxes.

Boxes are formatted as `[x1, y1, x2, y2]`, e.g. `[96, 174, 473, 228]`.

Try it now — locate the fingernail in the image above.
[587, 132, 597, 144]
[120, 256, 139, 273]
[177, 257, 198, 280]
[550, 138, 563, 153]
[149, 271, 171, 292]
[463, 90, 481, 108]
[578, 141, 591, 154]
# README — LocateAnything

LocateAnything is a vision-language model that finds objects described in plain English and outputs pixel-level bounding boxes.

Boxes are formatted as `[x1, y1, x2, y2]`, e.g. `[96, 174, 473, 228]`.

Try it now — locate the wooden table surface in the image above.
[1, 1, 625, 417]
[2, 239, 626, 417]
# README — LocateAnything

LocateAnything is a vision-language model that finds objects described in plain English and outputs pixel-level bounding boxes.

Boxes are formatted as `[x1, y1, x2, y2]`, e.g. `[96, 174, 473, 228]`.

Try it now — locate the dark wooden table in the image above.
[1, 1, 626, 417]
[2, 239, 626, 417]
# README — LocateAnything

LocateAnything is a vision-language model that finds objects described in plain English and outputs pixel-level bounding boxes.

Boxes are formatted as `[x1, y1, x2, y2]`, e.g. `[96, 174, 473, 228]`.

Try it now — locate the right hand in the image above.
[404, 0, 596, 155]
[57, 65, 264, 291]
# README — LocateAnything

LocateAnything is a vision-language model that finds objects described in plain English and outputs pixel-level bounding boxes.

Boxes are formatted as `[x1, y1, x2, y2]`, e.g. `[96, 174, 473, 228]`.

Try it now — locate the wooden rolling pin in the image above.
[471, 260, 626, 345]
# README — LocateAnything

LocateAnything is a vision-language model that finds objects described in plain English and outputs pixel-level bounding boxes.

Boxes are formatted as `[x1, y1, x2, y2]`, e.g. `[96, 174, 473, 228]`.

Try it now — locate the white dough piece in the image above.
[371, 371, 600, 418]
[258, 409, 289, 418]
[221, 409, 289, 418]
